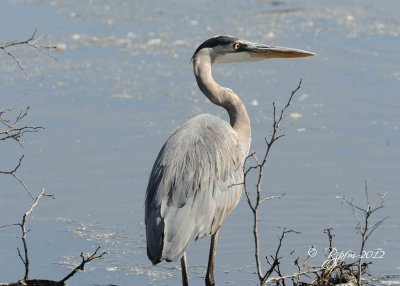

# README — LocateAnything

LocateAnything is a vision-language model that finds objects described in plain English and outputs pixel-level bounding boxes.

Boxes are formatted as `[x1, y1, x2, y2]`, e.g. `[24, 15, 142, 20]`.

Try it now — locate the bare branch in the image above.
[0, 154, 24, 175]
[0, 29, 59, 80]
[324, 228, 334, 256]
[243, 78, 386, 286]
[259, 193, 285, 205]
[0, 108, 44, 200]
[0, 185, 103, 286]
[262, 228, 300, 284]
[15, 189, 53, 280]
[58, 246, 106, 284]
[337, 182, 386, 286]
[364, 216, 388, 241]
[266, 267, 323, 284]
[244, 80, 303, 285]
[0, 155, 35, 200]
[0, 107, 44, 145]
[284, 78, 302, 110]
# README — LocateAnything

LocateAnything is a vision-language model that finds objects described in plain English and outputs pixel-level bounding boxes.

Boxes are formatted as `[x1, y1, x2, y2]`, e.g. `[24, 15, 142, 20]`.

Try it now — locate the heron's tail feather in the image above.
[146, 210, 165, 265]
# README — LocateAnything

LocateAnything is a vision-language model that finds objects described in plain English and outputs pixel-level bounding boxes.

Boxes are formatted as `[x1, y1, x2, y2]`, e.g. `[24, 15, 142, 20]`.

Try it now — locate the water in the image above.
[1, 0, 399, 285]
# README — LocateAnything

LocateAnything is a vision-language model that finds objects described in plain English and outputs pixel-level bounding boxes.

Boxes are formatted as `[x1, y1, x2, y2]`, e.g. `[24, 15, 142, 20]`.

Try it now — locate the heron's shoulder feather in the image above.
[145, 114, 244, 209]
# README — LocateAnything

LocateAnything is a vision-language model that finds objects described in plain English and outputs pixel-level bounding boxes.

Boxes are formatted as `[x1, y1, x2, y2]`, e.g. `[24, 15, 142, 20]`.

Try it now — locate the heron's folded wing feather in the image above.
[145, 114, 245, 262]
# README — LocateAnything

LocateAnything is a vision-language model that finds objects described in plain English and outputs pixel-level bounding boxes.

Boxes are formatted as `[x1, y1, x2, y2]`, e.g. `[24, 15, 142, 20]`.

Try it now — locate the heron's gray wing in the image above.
[145, 114, 246, 263]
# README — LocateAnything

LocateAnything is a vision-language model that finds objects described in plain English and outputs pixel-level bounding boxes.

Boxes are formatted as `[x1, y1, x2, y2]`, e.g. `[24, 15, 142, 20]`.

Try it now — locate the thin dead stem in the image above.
[244, 80, 386, 285]
[58, 246, 106, 284]
[337, 180, 387, 286]
[14, 189, 55, 280]
[243, 79, 302, 284]
[0, 29, 58, 80]
[0, 107, 44, 200]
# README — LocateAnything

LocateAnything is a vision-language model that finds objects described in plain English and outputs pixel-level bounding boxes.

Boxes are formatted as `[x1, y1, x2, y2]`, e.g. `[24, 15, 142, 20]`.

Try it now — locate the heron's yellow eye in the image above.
[234, 43, 240, 50]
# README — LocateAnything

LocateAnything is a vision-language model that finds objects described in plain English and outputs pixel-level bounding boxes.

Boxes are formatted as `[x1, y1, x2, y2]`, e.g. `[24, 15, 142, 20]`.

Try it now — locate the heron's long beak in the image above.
[249, 44, 315, 59]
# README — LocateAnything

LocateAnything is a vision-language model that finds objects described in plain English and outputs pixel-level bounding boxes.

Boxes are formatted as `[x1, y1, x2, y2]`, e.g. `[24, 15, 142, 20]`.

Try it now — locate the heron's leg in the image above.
[205, 229, 220, 286]
[181, 252, 189, 286]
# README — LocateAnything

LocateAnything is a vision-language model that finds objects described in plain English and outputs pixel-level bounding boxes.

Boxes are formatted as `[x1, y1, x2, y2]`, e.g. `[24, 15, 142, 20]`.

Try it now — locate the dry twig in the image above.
[0, 188, 104, 286]
[0, 29, 58, 80]
[0, 107, 44, 145]
[0, 107, 44, 200]
[337, 181, 387, 286]
[1, 31, 102, 286]
[0, 189, 55, 280]
[243, 79, 302, 284]
[58, 246, 106, 284]
[0, 246, 105, 286]
[243, 80, 386, 285]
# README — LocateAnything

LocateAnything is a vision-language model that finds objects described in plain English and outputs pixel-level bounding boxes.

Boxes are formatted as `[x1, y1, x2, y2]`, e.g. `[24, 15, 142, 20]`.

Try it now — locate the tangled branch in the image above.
[0, 29, 60, 80]
[0, 107, 44, 200]
[1, 31, 101, 286]
[337, 181, 387, 286]
[0, 189, 105, 286]
[0, 107, 44, 145]
[243, 79, 302, 283]
[58, 246, 106, 284]
[0, 189, 55, 280]
[244, 80, 386, 285]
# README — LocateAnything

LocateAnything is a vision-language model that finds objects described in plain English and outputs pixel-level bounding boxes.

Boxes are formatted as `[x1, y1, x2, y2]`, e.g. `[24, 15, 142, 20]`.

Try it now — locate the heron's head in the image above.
[192, 35, 315, 64]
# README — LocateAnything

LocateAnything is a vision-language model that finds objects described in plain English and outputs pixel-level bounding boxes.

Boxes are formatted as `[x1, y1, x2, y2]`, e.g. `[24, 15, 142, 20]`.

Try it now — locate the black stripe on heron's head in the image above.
[192, 35, 239, 58]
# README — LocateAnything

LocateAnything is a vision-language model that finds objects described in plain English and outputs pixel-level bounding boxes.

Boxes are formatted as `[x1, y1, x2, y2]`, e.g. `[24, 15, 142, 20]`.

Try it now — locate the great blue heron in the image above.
[145, 35, 314, 285]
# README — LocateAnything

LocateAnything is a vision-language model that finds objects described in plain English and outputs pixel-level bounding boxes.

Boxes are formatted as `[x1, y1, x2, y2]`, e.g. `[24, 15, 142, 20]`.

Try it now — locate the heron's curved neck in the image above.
[192, 52, 251, 153]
